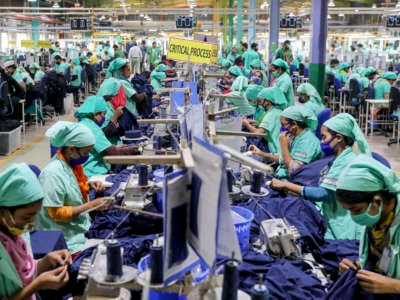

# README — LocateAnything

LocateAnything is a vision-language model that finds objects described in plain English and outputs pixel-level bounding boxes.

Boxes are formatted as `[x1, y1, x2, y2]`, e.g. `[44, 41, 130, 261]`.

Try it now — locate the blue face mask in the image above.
[69, 148, 89, 166]
[280, 126, 289, 133]
[320, 136, 337, 156]
[252, 77, 260, 84]
[351, 202, 382, 226]
[96, 115, 105, 127]
[298, 97, 306, 104]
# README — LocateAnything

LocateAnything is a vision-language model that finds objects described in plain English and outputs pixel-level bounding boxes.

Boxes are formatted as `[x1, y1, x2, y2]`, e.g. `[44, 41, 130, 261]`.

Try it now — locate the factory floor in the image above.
[1, 112, 400, 173]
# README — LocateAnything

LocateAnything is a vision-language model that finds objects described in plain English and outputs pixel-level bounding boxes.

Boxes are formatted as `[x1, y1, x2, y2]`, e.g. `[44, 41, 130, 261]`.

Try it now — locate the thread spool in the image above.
[251, 275, 269, 300]
[106, 239, 123, 278]
[153, 135, 161, 150]
[250, 171, 264, 194]
[222, 257, 239, 300]
[226, 168, 234, 193]
[138, 164, 148, 186]
[149, 245, 163, 285]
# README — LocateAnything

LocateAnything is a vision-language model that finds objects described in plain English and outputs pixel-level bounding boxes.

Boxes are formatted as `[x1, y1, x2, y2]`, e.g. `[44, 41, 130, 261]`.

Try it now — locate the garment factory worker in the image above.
[70, 57, 82, 89]
[150, 63, 170, 89]
[270, 113, 370, 240]
[250, 106, 321, 179]
[271, 58, 295, 107]
[0, 163, 72, 299]
[275, 40, 293, 66]
[337, 62, 351, 86]
[75, 96, 140, 178]
[97, 78, 126, 145]
[337, 156, 400, 294]
[293, 55, 303, 71]
[36, 122, 110, 255]
[4, 60, 27, 90]
[245, 84, 264, 122]
[220, 65, 244, 92]
[28, 63, 45, 85]
[249, 59, 268, 86]
[325, 58, 339, 76]
[225, 76, 255, 116]
[52, 55, 68, 76]
[147, 41, 161, 70]
[297, 83, 325, 116]
[106, 58, 146, 116]
[374, 72, 397, 100]
[243, 43, 261, 71]
[242, 87, 286, 155]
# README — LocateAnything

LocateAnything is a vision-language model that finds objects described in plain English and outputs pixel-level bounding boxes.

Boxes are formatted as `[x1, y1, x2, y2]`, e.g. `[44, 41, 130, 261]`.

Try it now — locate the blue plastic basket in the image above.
[231, 206, 254, 254]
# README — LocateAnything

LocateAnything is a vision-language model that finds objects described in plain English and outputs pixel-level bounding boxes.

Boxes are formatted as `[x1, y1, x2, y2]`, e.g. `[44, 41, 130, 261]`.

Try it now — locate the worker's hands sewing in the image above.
[91, 197, 112, 211]
[249, 144, 262, 156]
[38, 249, 72, 274]
[36, 265, 69, 290]
[112, 106, 124, 121]
[356, 269, 397, 294]
[338, 258, 359, 274]
[89, 181, 106, 192]
[269, 178, 287, 191]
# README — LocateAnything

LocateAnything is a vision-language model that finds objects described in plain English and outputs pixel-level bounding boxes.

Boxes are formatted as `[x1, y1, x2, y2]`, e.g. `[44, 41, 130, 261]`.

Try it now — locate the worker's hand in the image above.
[91, 197, 111, 211]
[338, 258, 359, 274]
[38, 250, 72, 274]
[112, 106, 124, 121]
[269, 178, 287, 191]
[242, 117, 250, 127]
[249, 144, 262, 156]
[279, 131, 290, 147]
[357, 269, 395, 294]
[89, 181, 106, 192]
[36, 265, 69, 290]
[152, 94, 160, 100]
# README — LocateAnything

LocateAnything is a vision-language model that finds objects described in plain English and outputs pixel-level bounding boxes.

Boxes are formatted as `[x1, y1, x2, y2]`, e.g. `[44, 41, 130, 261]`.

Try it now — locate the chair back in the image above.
[316, 108, 332, 139]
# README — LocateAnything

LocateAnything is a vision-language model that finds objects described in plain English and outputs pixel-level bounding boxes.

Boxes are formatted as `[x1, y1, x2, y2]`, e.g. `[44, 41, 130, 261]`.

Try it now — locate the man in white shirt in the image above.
[128, 41, 143, 76]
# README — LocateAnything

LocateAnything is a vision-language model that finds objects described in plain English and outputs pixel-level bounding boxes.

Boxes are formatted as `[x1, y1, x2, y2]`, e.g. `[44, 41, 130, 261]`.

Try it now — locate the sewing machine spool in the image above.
[227, 168, 240, 195]
[106, 239, 123, 278]
[138, 164, 148, 186]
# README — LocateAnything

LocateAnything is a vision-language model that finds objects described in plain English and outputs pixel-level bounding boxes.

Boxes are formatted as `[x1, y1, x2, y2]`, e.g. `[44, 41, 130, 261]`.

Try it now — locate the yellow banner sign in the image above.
[38, 40, 51, 48]
[8, 40, 16, 45]
[167, 38, 218, 65]
[21, 40, 35, 48]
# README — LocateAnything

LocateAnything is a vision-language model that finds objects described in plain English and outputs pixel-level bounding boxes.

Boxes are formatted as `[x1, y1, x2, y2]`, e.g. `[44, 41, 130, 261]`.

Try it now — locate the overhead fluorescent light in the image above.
[28, 0, 37, 2]
[328, 0, 335, 7]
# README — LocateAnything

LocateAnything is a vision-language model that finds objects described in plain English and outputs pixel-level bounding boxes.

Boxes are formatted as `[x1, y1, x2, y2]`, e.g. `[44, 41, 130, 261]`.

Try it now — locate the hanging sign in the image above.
[167, 37, 218, 65]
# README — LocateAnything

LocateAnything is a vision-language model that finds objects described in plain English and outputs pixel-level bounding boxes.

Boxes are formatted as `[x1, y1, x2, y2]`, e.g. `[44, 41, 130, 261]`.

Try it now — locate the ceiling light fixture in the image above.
[396, 1, 400, 8]
[328, 0, 335, 7]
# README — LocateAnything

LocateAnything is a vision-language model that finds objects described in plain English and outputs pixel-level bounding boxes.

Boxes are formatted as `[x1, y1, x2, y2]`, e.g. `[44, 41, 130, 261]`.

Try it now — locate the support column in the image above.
[31, 0, 39, 49]
[236, 0, 243, 43]
[268, 0, 279, 64]
[228, 0, 234, 45]
[309, 0, 328, 97]
[248, 0, 256, 44]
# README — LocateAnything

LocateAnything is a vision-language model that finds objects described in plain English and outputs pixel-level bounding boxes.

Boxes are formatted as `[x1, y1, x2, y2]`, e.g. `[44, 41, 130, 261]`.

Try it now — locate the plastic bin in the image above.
[231, 206, 254, 255]
[0, 126, 21, 155]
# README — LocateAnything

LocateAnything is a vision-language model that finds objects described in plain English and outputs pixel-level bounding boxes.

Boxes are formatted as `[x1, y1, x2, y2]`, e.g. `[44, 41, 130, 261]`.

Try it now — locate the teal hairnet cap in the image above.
[50, 45, 58, 51]
[231, 76, 248, 92]
[297, 83, 323, 104]
[272, 58, 289, 70]
[338, 62, 350, 71]
[257, 87, 286, 108]
[29, 63, 40, 70]
[97, 78, 121, 98]
[75, 96, 108, 119]
[46, 121, 95, 148]
[250, 59, 262, 68]
[337, 154, 400, 193]
[323, 113, 370, 155]
[363, 66, 377, 77]
[296, 55, 303, 61]
[281, 106, 318, 130]
[106, 58, 128, 78]
[0, 163, 45, 207]
[229, 66, 243, 77]
[71, 57, 81, 66]
[381, 72, 397, 80]
[245, 84, 263, 100]
[154, 64, 170, 72]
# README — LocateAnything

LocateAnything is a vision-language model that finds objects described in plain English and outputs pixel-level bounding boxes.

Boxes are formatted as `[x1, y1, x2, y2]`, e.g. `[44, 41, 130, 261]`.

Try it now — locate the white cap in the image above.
[3, 61, 15, 68]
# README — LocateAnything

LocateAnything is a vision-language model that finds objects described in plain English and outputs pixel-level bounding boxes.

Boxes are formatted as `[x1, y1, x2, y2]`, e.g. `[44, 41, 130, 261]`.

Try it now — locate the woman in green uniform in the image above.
[374, 72, 397, 100]
[297, 83, 325, 116]
[150, 63, 170, 89]
[271, 58, 295, 107]
[0, 164, 72, 299]
[75, 96, 140, 178]
[250, 106, 321, 180]
[242, 87, 286, 155]
[337, 62, 350, 86]
[225, 76, 255, 116]
[270, 113, 370, 240]
[337, 155, 400, 294]
[245, 84, 264, 122]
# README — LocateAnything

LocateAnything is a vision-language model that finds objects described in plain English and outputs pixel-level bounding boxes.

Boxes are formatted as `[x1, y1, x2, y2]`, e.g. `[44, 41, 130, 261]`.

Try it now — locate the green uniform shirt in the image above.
[53, 62, 66, 75]
[374, 79, 391, 99]
[80, 118, 112, 178]
[70, 65, 82, 87]
[150, 71, 166, 90]
[0, 243, 23, 298]
[36, 156, 92, 253]
[34, 70, 45, 83]
[275, 128, 321, 179]
[276, 72, 295, 107]
[103, 102, 122, 145]
[258, 107, 282, 154]
[319, 147, 362, 240]
[304, 97, 325, 116]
